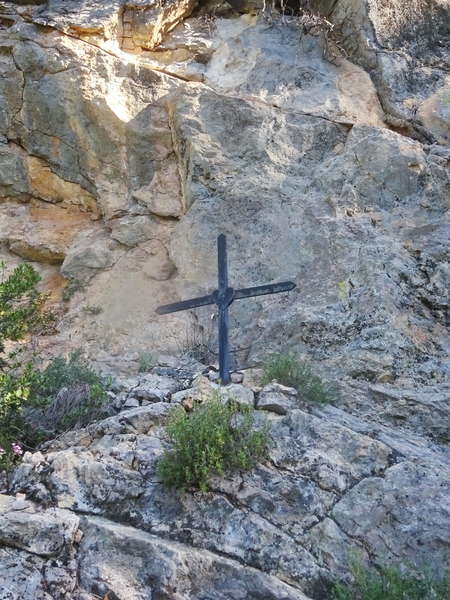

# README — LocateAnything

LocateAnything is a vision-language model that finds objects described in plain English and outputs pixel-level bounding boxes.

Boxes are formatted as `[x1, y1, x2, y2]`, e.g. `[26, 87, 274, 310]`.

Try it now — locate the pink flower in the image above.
[0, 447, 4, 454]
[11, 443, 23, 456]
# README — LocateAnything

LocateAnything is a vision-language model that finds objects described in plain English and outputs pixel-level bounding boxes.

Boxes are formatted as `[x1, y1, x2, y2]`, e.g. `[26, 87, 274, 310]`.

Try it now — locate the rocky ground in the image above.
[0, 0, 449, 598]
[1, 355, 450, 599]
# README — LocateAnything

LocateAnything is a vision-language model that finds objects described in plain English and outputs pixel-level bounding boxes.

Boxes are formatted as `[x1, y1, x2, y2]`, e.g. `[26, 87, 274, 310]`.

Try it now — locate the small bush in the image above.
[262, 352, 336, 404]
[61, 278, 85, 303]
[0, 263, 110, 469]
[0, 262, 49, 468]
[25, 349, 110, 437]
[332, 558, 450, 600]
[139, 353, 153, 373]
[30, 349, 106, 403]
[82, 304, 102, 315]
[157, 391, 271, 492]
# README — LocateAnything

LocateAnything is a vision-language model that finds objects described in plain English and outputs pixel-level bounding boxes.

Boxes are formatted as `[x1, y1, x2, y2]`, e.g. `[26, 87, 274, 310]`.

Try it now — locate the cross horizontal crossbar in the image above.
[155, 281, 296, 315]
[234, 281, 296, 300]
[155, 294, 213, 315]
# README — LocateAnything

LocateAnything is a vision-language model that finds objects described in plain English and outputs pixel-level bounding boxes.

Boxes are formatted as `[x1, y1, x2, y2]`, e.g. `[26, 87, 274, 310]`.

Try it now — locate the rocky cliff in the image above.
[0, 0, 448, 381]
[0, 0, 450, 598]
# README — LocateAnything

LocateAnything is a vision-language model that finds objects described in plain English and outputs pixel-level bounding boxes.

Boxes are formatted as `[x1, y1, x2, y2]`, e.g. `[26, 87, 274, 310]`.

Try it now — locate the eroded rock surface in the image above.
[0, 2, 449, 595]
[2, 362, 450, 599]
[0, 0, 448, 387]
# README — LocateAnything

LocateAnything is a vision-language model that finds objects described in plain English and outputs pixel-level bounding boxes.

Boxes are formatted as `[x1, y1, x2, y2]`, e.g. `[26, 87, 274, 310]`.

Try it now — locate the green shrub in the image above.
[0, 262, 49, 468]
[30, 349, 107, 404]
[157, 391, 271, 492]
[139, 353, 153, 373]
[0, 263, 110, 468]
[0, 262, 47, 348]
[61, 278, 85, 303]
[262, 352, 336, 404]
[25, 349, 110, 439]
[82, 304, 102, 315]
[332, 557, 450, 600]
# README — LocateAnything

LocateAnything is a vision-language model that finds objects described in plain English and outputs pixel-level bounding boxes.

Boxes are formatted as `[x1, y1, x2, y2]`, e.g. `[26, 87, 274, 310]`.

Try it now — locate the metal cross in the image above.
[156, 234, 296, 385]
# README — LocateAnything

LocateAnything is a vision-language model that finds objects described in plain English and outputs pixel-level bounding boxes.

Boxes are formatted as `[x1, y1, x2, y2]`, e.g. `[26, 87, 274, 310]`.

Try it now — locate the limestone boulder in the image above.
[257, 382, 299, 415]
[0, 201, 101, 265]
[204, 21, 385, 127]
[417, 83, 450, 146]
[332, 459, 450, 570]
[0, 493, 80, 558]
[0, 545, 78, 600]
[131, 373, 183, 401]
[88, 402, 173, 438]
[222, 382, 255, 406]
[61, 232, 125, 281]
[152, 354, 205, 379]
[0, 506, 79, 557]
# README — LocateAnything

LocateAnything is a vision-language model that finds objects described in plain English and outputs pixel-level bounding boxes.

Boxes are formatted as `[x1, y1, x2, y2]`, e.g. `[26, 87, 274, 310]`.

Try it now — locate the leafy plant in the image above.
[262, 352, 336, 404]
[0, 264, 109, 469]
[0, 262, 48, 354]
[338, 281, 348, 301]
[0, 262, 49, 467]
[139, 353, 153, 373]
[331, 557, 450, 600]
[157, 391, 271, 492]
[61, 278, 85, 303]
[25, 349, 110, 437]
[82, 304, 102, 315]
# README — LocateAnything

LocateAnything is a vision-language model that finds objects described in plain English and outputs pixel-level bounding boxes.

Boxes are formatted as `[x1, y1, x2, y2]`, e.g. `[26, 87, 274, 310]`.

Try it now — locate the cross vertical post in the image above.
[217, 234, 231, 385]
[211, 234, 235, 384]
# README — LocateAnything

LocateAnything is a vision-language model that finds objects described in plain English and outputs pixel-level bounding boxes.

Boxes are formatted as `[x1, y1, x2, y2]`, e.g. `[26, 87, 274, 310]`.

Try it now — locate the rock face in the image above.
[330, 0, 450, 142]
[0, 2, 450, 595]
[0, 0, 448, 388]
[2, 363, 450, 599]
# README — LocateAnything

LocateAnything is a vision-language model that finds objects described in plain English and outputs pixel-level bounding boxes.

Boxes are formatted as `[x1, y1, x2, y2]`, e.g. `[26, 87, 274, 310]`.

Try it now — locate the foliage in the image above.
[61, 278, 85, 303]
[29, 349, 106, 402]
[25, 349, 110, 438]
[331, 557, 450, 600]
[157, 391, 271, 492]
[262, 352, 336, 404]
[0, 362, 29, 469]
[0, 263, 109, 469]
[0, 262, 49, 468]
[139, 353, 153, 373]
[0, 262, 48, 355]
[82, 304, 102, 315]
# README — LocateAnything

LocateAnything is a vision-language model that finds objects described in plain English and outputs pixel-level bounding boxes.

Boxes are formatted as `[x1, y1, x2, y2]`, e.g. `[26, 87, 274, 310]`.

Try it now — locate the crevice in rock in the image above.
[167, 97, 189, 215]
[9, 47, 25, 125]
